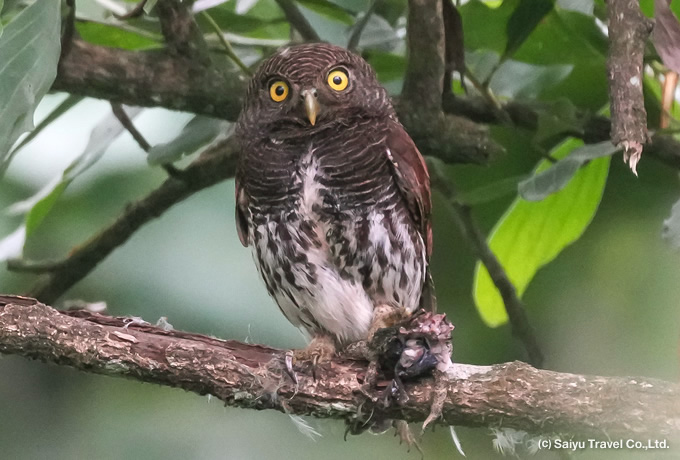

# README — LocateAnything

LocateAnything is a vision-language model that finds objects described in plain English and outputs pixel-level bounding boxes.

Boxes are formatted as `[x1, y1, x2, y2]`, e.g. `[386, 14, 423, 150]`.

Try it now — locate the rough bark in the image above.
[398, 0, 499, 165]
[606, 0, 653, 174]
[54, 40, 246, 121]
[1, 295, 678, 441]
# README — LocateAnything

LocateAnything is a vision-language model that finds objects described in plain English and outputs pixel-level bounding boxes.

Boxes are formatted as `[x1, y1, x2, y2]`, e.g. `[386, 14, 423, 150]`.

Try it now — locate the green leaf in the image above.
[76, 22, 161, 50]
[473, 138, 610, 327]
[24, 181, 69, 235]
[298, 0, 354, 23]
[663, 199, 680, 249]
[519, 140, 618, 201]
[490, 61, 572, 99]
[297, 2, 352, 45]
[503, 0, 555, 60]
[0, 0, 61, 175]
[8, 107, 142, 241]
[460, 0, 517, 55]
[458, 175, 528, 205]
[147, 116, 229, 165]
[511, 10, 608, 109]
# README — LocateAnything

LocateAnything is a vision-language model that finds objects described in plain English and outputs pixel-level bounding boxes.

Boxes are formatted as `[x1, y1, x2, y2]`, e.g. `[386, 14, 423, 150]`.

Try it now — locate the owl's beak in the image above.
[302, 89, 319, 126]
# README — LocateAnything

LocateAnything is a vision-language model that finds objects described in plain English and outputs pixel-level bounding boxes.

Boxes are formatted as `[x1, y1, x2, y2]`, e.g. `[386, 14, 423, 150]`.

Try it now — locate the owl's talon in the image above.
[290, 334, 336, 381]
[394, 420, 424, 459]
[283, 351, 298, 384]
[421, 368, 448, 434]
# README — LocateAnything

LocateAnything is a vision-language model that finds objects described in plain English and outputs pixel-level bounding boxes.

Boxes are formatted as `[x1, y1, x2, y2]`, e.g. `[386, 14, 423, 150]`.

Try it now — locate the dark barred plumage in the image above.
[235, 43, 433, 346]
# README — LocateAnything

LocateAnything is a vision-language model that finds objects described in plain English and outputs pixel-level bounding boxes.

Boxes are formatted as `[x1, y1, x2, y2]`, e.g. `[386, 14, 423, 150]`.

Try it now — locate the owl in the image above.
[235, 43, 434, 360]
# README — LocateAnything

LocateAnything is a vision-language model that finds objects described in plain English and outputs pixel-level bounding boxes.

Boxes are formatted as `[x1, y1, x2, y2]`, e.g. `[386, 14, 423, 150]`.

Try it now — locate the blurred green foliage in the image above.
[0, 0, 679, 459]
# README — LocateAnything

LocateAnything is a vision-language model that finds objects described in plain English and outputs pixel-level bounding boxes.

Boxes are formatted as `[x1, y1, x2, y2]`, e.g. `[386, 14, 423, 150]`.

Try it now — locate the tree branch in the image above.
[606, 0, 653, 174]
[398, 0, 502, 165]
[155, 0, 211, 61]
[444, 96, 680, 170]
[274, 0, 320, 42]
[0, 295, 678, 441]
[54, 40, 246, 120]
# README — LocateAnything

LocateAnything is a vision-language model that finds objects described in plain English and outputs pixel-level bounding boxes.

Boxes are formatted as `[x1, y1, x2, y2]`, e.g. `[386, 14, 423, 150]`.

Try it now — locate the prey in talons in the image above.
[345, 310, 454, 443]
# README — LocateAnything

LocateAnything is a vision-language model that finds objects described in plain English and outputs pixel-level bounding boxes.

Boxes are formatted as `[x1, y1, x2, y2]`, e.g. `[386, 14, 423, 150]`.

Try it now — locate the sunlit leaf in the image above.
[0, 0, 61, 175]
[147, 116, 229, 165]
[663, 199, 680, 249]
[473, 138, 610, 327]
[519, 140, 618, 201]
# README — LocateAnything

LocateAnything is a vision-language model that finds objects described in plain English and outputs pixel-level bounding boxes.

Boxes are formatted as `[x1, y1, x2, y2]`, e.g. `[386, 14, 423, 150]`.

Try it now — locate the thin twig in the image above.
[200, 11, 252, 76]
[110, 103, 151, 152]
[110, 103, 182, 177]
[347, 0, 378, 51]
[429, 165, 544, 367]
[274, 0, 320, 42]
[463, 68, 510, 123]
[113, 0, 148, 20]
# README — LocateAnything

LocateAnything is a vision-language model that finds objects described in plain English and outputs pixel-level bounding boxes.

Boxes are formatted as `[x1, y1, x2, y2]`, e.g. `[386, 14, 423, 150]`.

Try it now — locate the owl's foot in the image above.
[394, 420, 423, 457]
[345, 310, 454, 438]
[284, 334, 337, 382]
[345, 418, 422, 457]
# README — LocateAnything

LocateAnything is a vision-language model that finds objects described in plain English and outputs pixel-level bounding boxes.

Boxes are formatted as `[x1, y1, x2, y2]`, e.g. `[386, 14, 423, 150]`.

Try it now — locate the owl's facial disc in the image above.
[301, 89, 320, 126]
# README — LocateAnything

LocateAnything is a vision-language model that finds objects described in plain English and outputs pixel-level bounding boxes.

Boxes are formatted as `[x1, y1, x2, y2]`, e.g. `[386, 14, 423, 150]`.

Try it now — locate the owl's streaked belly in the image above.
[248, 146, 426, 344]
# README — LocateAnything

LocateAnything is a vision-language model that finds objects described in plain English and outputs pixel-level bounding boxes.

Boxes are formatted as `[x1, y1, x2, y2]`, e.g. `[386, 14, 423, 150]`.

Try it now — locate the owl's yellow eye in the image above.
[327, 69, 349, 91]
[269, 81, 289, 102]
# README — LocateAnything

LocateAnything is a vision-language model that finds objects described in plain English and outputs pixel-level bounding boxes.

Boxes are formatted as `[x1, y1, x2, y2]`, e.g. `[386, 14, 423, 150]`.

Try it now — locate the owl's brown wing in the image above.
[385, 121, 436, 311]
[235, 171, 250, 247]
[385, 121, 433, 258]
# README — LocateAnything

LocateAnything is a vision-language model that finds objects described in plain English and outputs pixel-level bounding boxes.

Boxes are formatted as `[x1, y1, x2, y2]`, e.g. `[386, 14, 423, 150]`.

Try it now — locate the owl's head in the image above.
[238, 43, 394, 136]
